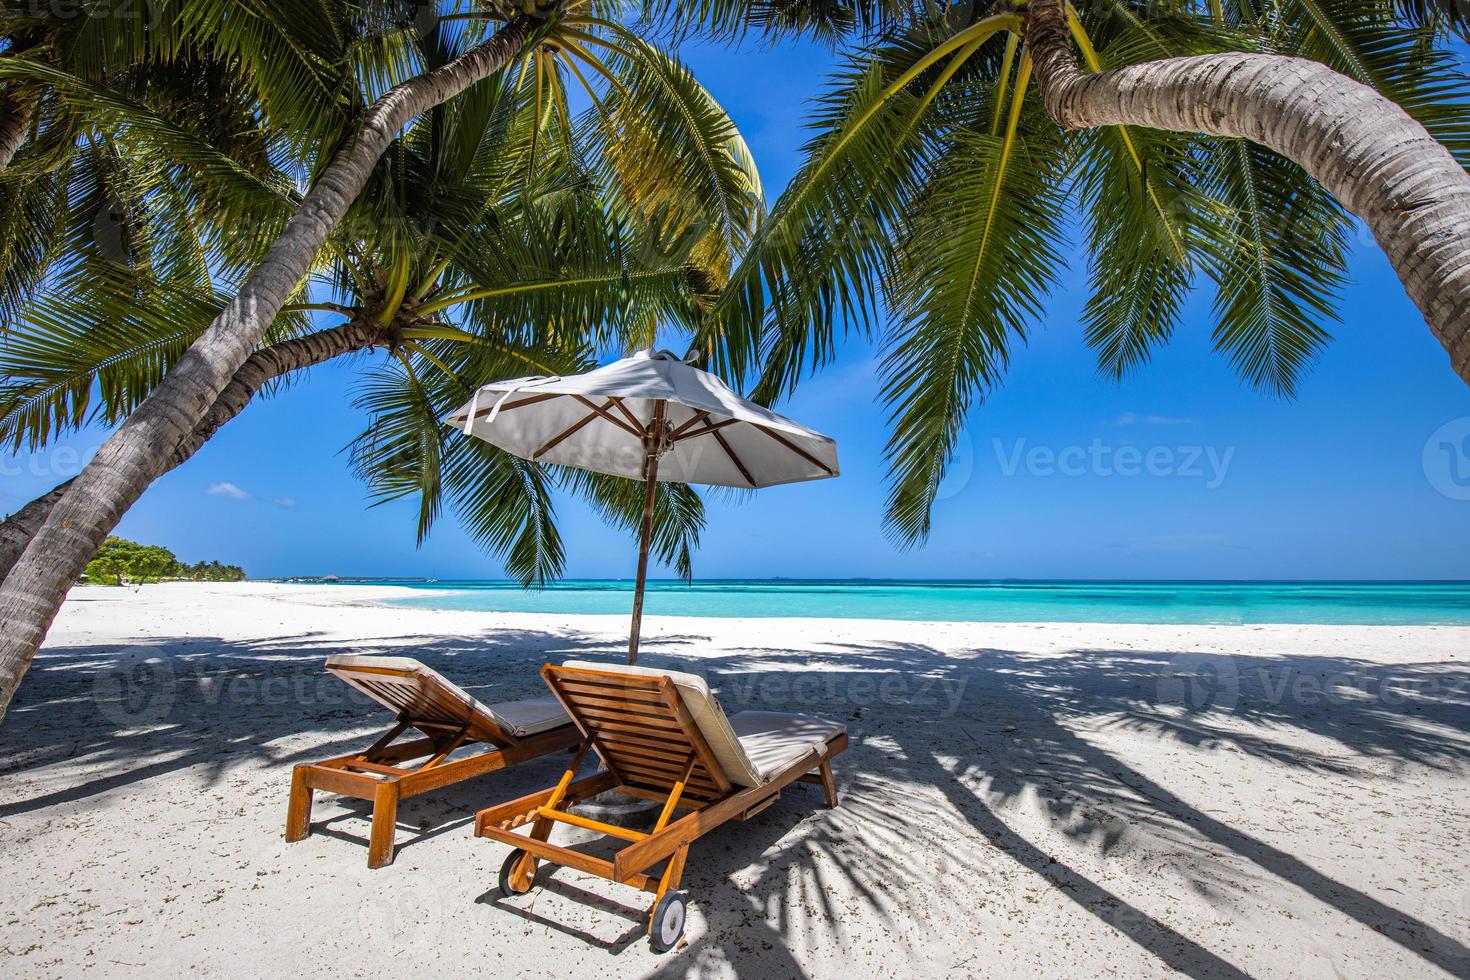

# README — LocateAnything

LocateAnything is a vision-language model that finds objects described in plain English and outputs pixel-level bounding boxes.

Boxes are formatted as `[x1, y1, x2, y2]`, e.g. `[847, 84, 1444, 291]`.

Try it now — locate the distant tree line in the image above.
[82, 537, 245, 586]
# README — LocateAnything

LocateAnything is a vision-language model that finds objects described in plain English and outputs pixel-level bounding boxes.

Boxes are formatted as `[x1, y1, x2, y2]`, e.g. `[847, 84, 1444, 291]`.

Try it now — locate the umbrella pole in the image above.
[627, 462, 658, 664]
[628, 401, 665, 664]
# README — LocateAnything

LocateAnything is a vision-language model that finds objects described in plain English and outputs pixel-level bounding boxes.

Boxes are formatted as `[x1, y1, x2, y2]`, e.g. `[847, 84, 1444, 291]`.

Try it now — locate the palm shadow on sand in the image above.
[2, 627, 1467, 977]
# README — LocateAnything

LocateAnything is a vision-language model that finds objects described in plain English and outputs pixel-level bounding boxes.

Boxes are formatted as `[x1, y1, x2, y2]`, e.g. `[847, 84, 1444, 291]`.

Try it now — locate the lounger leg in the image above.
[649, 843, 690, 933]
[818, 760, 837, 808]
[508, 813, 554, 890]
[285, 765, 314, 842]
[368, 781, 401, 869]
[507, 738, 591, 889]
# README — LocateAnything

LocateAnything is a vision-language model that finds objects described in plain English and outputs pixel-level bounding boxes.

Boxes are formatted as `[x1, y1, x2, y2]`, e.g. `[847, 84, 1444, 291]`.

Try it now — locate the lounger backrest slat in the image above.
[354, 675, 459, 724]
[326, 656, 511, 745]
[543, 665, 734, 799]
[548, 662, 770, 791]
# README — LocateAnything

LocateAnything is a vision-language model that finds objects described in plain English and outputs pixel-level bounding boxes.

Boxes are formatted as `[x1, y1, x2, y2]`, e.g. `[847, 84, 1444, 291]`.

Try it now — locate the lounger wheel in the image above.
[498, 848, 537, 897]
[648, 891, 687, 953]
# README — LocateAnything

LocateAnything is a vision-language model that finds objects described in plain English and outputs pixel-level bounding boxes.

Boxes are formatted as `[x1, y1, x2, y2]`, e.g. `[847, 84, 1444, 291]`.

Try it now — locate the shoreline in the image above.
[3, 582, 1467, 976]
[231, 579, 1470, 630]
[75, 579, 1470, 633]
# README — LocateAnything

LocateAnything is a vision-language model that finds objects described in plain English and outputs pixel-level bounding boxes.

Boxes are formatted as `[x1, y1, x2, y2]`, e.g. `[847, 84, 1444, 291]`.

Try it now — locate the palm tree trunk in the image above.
[1, 321, 386, 577]
[172, 317, 388, 470]
[0, 485, 67, 586]
[0, 31, 45, 172]
[1024, 0, 1470, 386]
[0, 318, 387, 582]
[0, 83, 38, 171]
[0, 15, 539, 720]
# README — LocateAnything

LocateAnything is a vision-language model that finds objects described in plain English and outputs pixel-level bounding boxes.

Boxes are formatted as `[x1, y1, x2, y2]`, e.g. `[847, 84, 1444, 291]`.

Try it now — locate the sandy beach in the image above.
[2, 582, 1467, 978]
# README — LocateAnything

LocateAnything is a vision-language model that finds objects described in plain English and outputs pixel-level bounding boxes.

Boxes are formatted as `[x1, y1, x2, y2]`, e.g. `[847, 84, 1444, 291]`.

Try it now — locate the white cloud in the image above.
[273, 497, 298, 508]
[207, 482, 252, 500]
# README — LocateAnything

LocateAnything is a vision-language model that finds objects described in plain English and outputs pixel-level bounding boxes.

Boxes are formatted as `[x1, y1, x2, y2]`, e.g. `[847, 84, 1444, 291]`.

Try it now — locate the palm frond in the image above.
[1073, 125, 1201, 380]
[1274, 0, 1470, 163]
[431, 195, 711, 348]
[881, 63, 1069, 544]
[0, 57, 295, 240]
[561, 469, 706, 580]
[578, 26, 763, 282]
[709, 19, 1017, 397]
[349, 340, 587, 586]
[178, 0, 352, 163]
[1196, 139, 1351, 396]
[0, 267, 310, 451]
[0, 166, 68, 329]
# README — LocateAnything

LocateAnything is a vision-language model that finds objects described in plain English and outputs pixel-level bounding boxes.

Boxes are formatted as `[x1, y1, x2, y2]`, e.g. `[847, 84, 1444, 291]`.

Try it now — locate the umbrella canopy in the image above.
[445, 349, 839, 662]
[444, 349, 838, 488]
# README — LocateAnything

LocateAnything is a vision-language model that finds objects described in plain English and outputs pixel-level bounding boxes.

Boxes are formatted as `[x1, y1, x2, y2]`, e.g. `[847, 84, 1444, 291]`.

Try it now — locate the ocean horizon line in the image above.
[264, 576, 1470, 585]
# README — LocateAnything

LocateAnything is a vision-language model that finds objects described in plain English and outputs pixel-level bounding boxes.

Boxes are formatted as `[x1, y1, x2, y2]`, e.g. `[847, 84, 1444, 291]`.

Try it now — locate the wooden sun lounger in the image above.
[285, 655, 580, 868]
[474, 660, 848, 952]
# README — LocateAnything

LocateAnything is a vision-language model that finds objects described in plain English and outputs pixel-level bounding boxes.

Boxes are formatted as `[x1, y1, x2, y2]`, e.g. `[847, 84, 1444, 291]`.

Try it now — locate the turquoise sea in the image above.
[336, 579, 1470, 626]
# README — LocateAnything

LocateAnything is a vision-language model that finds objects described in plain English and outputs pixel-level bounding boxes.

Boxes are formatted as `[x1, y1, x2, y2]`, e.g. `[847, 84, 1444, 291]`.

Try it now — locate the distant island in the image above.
[83, 537, 245, 585]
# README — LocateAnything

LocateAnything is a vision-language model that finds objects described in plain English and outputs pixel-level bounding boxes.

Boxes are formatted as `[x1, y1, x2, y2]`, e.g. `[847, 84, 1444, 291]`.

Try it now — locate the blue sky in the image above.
[4, 37, 1469, 581]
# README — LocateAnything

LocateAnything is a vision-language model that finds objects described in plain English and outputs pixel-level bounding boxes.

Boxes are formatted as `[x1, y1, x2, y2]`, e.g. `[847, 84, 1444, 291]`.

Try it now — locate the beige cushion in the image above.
[562, 659, 762, 786]
[560, 661, 842, 787]
[727, 711, 845, 781]
[325, 654, 568, 739]
[483, 695, 568, 736]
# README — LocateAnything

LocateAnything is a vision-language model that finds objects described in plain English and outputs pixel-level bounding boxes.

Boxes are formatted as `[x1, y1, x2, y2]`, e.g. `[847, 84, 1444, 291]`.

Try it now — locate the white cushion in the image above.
[326, 654, 427, 673]
[325, 654, 567, 739]
[728, 711, 846, 781]
[562, 660, 762, 786]
[484, 695, 568, 737]
[560, 661, 841, 787]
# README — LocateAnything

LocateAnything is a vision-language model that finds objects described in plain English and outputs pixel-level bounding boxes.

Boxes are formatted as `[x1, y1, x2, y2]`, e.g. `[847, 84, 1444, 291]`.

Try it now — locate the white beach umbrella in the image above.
[445, 349, 839, 661]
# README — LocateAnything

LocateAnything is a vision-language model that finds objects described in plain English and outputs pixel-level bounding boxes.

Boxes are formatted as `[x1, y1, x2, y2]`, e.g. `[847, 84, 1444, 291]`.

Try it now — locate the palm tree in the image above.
[0, 2, 552, 717]
[0, 10, 164, 172]
[1, 1, 754, 576]
[0, 8, 303, 333]
[8, 0, 1466, 713]
[1024, 0, 1470, 380]
[690, 0, 1470, 543]
[0, 0, 761, 716]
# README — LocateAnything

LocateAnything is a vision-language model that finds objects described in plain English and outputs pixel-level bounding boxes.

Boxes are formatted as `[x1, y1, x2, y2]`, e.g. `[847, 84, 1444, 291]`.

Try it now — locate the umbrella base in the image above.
[571, 789, 663, 830]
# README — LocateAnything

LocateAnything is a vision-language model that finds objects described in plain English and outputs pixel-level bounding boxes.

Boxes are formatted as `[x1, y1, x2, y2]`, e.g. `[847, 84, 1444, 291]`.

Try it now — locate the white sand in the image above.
[2, 582, 1468, 978]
